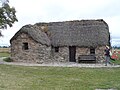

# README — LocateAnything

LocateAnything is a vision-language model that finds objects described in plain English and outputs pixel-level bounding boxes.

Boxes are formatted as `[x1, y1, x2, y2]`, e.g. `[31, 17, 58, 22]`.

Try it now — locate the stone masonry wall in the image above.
[11, 33, 51, 63]
[11, 33, 106, 63]
[76, 47, 90, 62]
[51, 47, 69, 63]
[76, 46, 105, 63]
[95, 46, 106, 63]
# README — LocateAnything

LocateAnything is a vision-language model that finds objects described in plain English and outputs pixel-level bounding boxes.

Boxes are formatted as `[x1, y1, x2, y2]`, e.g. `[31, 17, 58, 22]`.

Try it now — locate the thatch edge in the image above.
[10, 24, 51, 46]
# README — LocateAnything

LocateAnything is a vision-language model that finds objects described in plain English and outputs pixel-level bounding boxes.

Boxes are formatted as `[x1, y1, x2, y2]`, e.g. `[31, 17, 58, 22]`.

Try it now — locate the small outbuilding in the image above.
[10, 19, 110, 63]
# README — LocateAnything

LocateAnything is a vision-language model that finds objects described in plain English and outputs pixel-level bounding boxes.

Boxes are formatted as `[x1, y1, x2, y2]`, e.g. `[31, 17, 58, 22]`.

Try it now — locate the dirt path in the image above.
[0, 57, 120, 68]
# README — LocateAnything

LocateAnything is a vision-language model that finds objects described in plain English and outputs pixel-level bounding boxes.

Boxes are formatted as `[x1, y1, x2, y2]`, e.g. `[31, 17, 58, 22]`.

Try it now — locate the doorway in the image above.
[69, 46, 76, 62]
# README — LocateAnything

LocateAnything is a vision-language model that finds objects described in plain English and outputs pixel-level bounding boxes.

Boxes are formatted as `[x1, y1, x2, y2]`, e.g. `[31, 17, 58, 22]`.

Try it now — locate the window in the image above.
[23, 42, 28, 50]
[55, 47, 59, 52]
[90, 48, 95, 54]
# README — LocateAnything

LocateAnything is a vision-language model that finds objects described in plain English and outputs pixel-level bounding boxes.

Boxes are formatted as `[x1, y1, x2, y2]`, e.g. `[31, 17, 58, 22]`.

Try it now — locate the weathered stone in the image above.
[11, 33, 51, 63]
[10, 20, 110, 64]
[76, 46, 106, 63]
[11, 33, 106, 63]
[51, 47, 69, 63]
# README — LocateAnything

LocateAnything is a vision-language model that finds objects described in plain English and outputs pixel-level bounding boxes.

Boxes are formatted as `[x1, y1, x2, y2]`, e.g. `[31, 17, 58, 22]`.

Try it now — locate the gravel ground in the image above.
[0, 57, 120, 68]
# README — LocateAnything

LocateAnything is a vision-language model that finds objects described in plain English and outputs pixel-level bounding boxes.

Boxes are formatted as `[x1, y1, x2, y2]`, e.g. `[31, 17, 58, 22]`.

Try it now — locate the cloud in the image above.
[9, 0, 120, 22]
[0, 0, 120, 46]
[111, 39, 120, 46]
[105, 16, 120, 36]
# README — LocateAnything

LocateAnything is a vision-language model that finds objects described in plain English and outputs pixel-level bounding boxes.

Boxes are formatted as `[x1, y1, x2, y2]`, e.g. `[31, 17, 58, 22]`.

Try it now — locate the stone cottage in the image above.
[10, 19, 110, 63]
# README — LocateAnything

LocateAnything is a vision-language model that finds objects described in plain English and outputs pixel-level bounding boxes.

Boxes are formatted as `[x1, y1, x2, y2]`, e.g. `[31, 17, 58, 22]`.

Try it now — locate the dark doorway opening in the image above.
[90, 48, 95, 54]
[69, 46, 76, 62]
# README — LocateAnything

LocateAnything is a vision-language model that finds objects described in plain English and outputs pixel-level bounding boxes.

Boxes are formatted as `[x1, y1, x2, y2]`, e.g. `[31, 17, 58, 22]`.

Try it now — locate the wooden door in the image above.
[69, 46, 76, 62]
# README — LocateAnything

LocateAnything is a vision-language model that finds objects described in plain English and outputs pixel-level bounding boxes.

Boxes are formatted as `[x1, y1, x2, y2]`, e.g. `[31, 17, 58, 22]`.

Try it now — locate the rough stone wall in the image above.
[11, 33, 51, 63]
[11, 32, 106, 63]
[51, 47, 69, 63]
[95, 46, 106, 63]
[76, 47, 90, 62]
[76, 46, 105, 63]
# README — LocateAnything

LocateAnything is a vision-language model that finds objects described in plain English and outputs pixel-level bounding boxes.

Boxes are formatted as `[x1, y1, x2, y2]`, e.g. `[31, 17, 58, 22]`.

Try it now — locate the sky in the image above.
[0, 0, 120, 46]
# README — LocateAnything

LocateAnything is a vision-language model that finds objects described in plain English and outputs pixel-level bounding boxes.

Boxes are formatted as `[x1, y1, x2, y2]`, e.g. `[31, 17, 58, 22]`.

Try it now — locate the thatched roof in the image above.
[11, 19, 110, 48]
[10, 24, 50, 46]
[35, 19, 110, 47]
[36, 19, 110, 47]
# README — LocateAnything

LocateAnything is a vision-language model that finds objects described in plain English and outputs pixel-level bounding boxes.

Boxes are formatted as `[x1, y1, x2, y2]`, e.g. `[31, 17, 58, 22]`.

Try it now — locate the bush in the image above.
[3, 57, 13, 62]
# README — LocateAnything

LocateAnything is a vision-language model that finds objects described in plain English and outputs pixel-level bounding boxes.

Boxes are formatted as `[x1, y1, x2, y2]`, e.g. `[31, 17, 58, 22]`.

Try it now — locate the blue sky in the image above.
[0, 0, 120, 46]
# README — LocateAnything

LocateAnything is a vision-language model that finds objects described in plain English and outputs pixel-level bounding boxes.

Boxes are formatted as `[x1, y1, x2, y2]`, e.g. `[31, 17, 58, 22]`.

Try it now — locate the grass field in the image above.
[0, 49, 120, 90]
[0, 65, 120, 90]
[0, 48, 10, 53]
[0, 48, 10, 57]
[0, 52, 10, 57]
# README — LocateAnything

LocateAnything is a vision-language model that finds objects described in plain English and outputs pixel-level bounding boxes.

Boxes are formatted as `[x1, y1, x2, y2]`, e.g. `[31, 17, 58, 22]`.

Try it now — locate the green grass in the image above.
[0, 65, 120, 90]
[111, 59, 120, 65]
[0, 52, 10, 57]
